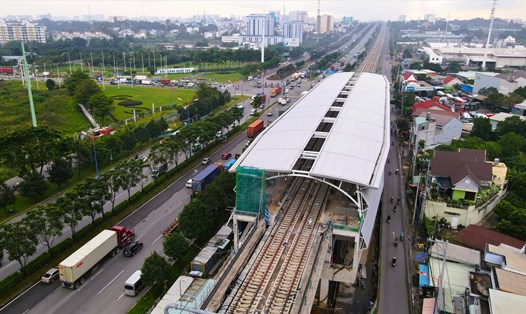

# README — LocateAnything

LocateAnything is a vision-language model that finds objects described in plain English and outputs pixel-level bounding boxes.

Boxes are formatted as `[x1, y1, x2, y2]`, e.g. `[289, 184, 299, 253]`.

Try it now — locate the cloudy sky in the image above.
[1, 0, 524, 21]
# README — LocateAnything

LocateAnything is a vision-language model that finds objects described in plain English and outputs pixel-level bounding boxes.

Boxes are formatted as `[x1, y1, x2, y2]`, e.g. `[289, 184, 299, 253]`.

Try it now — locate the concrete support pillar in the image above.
[353, 236, 361, 271]
[319, 278, 330, 307]
[233, 215, 239, 254]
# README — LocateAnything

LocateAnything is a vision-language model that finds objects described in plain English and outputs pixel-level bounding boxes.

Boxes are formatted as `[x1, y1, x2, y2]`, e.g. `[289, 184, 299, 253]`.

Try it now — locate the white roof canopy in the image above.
[231, 72, 390, 189]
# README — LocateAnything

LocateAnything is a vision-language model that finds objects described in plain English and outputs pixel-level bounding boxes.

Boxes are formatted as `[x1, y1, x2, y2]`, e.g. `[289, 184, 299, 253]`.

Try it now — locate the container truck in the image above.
[270, 87, 282, 97]
[59, 226, 135, 289]
[191, 164, 222, 193]
[247, 119, 264, 138]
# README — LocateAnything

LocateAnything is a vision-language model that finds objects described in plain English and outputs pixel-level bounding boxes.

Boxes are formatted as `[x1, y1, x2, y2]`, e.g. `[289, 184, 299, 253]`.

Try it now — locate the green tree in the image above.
[64, 71, 90, 95]
[18, 171, 48, 199]
[1, 222, 37, 270]
[178, 199, 215, 241]
[496, 115, 526, 138]
[471, 117, 493, 140]
[485, 92, 506, 110]
[478, 87, 498, 96]
[114, 160, 143, 201]
[0, 126, 62, 175]
[23, 205, 63, 253]
[76, 177, 111, 222]
[47, 157, 73, 188]
[0, 183, 16, 213]
[446, 61, 462, 73]
[45, 79, 56, 91]
[498, 132, 525, 159]
[74, 79, 100, 105]
[141, 251, 172, 287]
[57, 193, 83, 237]
[163, 233, 189, 262]
[508, 172, 526, 201]
[252, 96, 263, 109]
[494, 200, 526, 240]
[87, 93, 114, 119]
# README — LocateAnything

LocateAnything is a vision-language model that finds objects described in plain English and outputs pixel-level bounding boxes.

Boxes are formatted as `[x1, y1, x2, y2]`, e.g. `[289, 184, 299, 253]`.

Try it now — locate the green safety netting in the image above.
[235, 166, 266, 215]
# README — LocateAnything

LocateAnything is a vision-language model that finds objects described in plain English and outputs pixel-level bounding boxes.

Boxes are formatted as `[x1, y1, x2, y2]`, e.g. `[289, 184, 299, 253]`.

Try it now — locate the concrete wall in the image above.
[433, 118, 462, 146]
[425, 189, 506, 227]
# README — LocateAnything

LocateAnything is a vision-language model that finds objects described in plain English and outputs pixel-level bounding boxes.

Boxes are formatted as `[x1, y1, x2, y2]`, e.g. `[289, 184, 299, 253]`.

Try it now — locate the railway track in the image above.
[357, 24, 387, 74]
[227, 178, 327, 314]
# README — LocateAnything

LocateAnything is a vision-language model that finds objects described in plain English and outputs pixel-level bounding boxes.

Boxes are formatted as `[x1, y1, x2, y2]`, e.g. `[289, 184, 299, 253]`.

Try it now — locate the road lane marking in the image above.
[152, 234, 162, 245]
[22, 310, 29, 314]
[77, 268, 103, 291]
[98, 270, 124, 295]
[116, 293, 125, 301]
[0, 280, 40, 312]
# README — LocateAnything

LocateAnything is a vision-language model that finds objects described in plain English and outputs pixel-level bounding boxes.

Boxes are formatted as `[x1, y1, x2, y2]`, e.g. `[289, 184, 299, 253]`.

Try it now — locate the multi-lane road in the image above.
[0, 24, 378, 314]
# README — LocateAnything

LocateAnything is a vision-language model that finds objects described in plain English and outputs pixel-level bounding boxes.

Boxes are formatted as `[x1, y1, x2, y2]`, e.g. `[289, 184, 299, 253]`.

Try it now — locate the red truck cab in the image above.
[110, 226, 135, 248]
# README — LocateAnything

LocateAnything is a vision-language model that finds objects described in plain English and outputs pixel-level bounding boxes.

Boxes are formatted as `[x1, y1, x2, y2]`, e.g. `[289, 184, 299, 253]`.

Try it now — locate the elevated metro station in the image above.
[223, 71, 391, 312]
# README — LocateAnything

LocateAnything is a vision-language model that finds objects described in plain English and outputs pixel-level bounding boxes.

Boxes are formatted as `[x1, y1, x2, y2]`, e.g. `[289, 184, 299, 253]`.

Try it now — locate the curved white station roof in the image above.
[231, 72, 390, 189]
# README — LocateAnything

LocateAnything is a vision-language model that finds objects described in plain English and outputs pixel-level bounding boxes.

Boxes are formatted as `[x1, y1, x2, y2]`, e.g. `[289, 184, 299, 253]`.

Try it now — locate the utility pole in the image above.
[21, 43, 37, 127]
[430, 239, 448, 314]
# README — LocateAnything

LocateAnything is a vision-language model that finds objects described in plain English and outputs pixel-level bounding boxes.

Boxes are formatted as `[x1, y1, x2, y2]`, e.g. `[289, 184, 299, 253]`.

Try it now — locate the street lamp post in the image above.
[81, 131, 100, 179]
[177, 97, 198, 157]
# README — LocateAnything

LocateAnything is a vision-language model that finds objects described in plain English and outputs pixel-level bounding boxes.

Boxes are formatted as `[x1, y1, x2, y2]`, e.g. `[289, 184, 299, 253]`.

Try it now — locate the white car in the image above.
[284, 89, 289, 94]
[186, 179, 192, 188]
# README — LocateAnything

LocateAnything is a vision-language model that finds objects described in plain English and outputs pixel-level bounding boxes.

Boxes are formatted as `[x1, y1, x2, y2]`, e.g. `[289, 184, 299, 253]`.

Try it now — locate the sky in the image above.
[1, 0, 524, 22]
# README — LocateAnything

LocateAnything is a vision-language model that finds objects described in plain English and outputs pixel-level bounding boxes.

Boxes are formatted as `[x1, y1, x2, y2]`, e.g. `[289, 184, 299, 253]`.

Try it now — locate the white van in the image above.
[124, 270, 143, 296]
[186, 179, 193, 188]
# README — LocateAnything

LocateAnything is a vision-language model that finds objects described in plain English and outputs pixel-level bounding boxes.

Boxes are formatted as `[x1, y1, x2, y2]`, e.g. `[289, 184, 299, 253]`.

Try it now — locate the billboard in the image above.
[283, 38, 301, 47]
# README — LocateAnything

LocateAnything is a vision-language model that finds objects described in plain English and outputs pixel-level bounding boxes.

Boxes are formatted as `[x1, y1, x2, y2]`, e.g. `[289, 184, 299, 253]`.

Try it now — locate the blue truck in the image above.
[192, 164, 222, 193]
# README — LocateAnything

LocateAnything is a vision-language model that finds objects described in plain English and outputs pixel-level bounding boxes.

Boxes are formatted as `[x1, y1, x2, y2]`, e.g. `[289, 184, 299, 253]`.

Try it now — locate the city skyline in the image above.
[1, 0, 524, 22]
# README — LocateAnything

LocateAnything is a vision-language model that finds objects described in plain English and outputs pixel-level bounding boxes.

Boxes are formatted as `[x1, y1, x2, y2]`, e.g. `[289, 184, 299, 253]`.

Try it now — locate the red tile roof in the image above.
[412, 100, 452, 113]
[443, 75, 458, 84]
[403, 73, 415, 81]
[430, 148, 492, 185]
[458, 225, 526, 251]
[413, 108, 460, 119]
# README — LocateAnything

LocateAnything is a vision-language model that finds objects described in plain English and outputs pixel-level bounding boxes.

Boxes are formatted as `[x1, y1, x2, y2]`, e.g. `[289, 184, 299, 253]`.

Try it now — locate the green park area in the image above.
[102, 85, 195, 121]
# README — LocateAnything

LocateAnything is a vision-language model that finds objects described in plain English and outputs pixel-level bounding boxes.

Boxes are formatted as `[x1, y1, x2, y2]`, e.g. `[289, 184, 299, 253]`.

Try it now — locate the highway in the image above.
[0, 24, 377, 314]
[0, 57, 328, 314]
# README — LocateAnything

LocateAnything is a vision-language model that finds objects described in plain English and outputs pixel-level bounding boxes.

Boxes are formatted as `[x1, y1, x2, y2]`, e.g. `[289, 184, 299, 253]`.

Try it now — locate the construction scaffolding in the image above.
[235, 166, 266, 216]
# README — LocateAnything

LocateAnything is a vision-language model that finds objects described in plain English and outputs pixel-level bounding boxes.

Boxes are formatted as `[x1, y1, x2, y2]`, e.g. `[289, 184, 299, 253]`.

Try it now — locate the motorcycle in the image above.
[393, 205, 397, 213]
[400, 232, 405, 241]
[389, 170, 392, 175]
[390, 197, 394, 203]
[387, 158, 391, 163]
[395, 169, 399, 174]
[387, 215, 391, 223]
[392, 257, 397, 267]
[397, 198, 400, 205]
[394, 239, 399, 247]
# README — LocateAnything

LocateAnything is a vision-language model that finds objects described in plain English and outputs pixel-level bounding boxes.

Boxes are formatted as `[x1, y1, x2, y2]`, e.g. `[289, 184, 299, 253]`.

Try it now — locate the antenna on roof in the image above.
[482, 0, 497, 69]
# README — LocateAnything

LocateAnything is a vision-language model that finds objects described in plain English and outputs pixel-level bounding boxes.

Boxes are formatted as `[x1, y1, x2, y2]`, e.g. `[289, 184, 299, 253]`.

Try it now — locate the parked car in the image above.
[41, 268, 59, 284]
[123, 242, 144, 257]
[202, 157, 212, 165]
[222, 152, 232, 160]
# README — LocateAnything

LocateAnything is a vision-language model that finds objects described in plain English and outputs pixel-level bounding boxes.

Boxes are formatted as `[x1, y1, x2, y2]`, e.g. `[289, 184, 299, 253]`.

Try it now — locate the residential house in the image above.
[402, 72, 416, 83]
[458, 225, 526, 252]
[412, 100, 452, 113]
[473, 70, 526, 95]
[425, 148, 507, 227]
[442, 75, 463, 87]
[511, 99, 526, 116]
[410, 107, 462, 151]
[489, 112, 526, 131]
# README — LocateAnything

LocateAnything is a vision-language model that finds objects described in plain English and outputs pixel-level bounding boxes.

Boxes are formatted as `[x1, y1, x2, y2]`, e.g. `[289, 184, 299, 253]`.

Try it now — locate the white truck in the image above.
[278, 97, 288, 105]
[59, 226, 135, 289]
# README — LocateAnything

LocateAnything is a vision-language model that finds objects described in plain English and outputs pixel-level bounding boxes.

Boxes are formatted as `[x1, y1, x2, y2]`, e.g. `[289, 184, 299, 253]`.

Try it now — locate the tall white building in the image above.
[424, 14, 436, 23]
[289, 11, 308, 24]
[246, 14, 275, 36]
[398, 15, 406, 22]
[282, 21, 303, 47]
[0, 20, 46, 44]
[316, 14, 333, 34]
